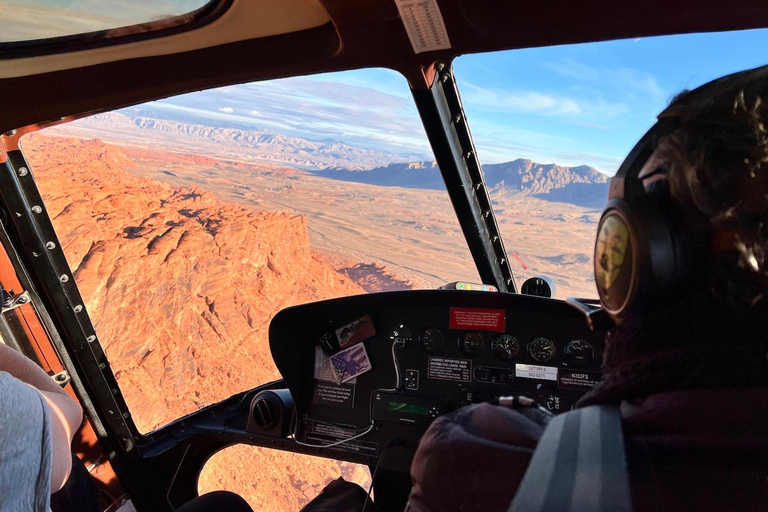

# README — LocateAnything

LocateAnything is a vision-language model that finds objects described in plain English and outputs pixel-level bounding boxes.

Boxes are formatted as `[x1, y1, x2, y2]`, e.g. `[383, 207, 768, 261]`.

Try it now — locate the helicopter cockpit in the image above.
[1, 1, 767, 511]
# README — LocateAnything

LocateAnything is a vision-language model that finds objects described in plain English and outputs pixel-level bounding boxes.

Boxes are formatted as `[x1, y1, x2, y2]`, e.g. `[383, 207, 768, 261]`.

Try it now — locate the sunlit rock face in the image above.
[24, 134, 370, 509]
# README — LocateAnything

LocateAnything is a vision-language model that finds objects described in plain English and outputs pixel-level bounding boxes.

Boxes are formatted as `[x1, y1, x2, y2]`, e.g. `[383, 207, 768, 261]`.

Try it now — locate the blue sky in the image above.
[138, 28, 768, 175]
[453, 29, 768, 173]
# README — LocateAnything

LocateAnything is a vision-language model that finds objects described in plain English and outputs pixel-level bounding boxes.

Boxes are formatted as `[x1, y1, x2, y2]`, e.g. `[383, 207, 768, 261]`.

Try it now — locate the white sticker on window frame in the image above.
[395, 0, 452, 54]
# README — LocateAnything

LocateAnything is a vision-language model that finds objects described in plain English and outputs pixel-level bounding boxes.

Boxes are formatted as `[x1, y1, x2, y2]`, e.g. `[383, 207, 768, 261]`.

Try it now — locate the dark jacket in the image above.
[406, 389, 768, 512]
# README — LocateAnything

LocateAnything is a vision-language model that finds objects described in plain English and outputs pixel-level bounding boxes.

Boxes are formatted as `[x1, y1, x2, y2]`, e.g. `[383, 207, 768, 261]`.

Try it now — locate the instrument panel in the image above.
[269, 290, 605, 472]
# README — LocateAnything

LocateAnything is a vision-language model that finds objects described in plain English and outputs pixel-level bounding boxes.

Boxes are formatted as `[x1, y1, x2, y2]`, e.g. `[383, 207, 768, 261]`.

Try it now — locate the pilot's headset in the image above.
[569, 65, 768, 330]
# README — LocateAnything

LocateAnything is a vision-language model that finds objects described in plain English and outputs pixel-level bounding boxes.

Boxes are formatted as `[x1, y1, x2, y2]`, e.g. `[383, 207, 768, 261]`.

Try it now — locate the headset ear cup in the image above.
[595, 197, 697, 321]
[594, 199, 644, 319]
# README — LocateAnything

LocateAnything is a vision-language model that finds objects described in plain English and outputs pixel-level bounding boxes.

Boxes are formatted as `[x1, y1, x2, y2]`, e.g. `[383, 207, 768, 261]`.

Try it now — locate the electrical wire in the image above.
[290, 339, 403, 449]
[291, 419, 376, 449]
[376, 338, 403, 393]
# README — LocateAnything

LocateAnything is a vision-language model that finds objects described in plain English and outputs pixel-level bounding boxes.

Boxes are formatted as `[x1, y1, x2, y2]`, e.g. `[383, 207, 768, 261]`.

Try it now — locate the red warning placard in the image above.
[449, 307, 505, 332]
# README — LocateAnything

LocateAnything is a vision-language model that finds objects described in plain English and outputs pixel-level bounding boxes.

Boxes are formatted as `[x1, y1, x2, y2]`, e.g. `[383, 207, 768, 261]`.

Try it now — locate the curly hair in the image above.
[655, 84, 768, 306]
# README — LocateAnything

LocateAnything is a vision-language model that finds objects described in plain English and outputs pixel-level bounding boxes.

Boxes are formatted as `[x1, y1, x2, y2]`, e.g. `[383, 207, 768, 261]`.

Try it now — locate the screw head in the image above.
[17, 167, 28, 177]
[31, 206, 42, 214]
[45, 241, 56, 250]
[87, 335, 96, 343]
[73, 305, 83, 313]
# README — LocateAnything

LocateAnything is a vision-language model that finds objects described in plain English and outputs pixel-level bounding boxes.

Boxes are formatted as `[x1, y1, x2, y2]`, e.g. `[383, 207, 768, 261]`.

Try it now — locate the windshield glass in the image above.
[26, 68, 478, 434]
[454, 29, 768, 299]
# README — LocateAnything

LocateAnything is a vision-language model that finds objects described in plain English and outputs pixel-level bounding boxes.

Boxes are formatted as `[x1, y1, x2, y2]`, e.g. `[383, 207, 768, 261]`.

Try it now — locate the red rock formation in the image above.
[23, 134, 370, 509]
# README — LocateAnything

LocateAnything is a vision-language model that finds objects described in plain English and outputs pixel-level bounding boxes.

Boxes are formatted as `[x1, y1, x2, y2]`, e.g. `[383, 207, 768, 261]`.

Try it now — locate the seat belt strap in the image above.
[508, 405, 633, 512]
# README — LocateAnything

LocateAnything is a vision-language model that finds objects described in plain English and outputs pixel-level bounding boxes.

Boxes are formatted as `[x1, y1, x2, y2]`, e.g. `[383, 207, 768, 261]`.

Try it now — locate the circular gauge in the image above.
[528, 337, 556, 363]
[460, 332, 484, 357]
[421, 328, 443, 353]
[491, 335, 519, 360]
[563, 339, 594, 367]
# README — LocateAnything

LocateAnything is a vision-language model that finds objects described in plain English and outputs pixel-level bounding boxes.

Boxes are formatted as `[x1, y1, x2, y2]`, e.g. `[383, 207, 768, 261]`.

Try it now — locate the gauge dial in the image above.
[491, 335, 519, 360]
[421, 328, 443, 353]
[460, 332, 484, 357]
[528, 337, 556, 363]
[563, 339, 594, 367]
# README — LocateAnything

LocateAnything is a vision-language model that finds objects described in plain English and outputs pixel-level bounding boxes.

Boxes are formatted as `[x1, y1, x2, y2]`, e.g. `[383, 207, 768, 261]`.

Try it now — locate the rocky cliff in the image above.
[482, 159, 607, 193]
[23, 134, 370, 510]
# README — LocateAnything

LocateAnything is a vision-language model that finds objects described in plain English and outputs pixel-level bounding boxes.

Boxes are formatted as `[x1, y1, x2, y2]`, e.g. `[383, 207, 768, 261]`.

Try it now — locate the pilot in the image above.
[406, 66, 768, 512]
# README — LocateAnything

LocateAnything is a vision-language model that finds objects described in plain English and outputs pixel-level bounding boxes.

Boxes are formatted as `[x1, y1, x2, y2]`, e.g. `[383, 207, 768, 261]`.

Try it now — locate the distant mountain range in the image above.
[315, 159, 609, 208]
[67, 112, 426, 171]
[62, 113, 610, 208]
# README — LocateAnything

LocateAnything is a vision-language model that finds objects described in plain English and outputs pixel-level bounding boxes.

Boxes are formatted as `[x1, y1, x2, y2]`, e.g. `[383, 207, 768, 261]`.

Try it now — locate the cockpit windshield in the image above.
[26, 68, 479, 433]
[454, 28, 768, 299]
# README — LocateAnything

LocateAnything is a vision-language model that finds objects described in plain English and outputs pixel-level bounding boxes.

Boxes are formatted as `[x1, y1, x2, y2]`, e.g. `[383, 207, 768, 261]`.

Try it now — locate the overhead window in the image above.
[0, 0, 215, 44]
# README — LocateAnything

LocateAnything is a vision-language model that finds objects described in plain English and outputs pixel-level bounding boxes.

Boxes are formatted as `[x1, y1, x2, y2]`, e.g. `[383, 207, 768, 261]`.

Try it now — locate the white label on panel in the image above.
[515, 364, 558, 381]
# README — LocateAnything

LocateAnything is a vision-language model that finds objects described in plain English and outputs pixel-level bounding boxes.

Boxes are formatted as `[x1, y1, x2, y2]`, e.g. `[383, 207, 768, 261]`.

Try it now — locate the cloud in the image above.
[460, 83, 629, 120]
[542, 59, 667, 103]
[163, 75, 434, 156]
[575, 122, 611, 130]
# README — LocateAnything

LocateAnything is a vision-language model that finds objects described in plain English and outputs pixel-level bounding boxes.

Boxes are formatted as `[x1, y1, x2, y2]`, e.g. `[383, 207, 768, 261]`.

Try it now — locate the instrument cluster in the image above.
[269, 290, 605, 471]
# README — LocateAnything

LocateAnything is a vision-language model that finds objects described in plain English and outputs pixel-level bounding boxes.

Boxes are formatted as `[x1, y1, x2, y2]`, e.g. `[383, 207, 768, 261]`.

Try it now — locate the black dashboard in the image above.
[269, 289, 605, 473]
